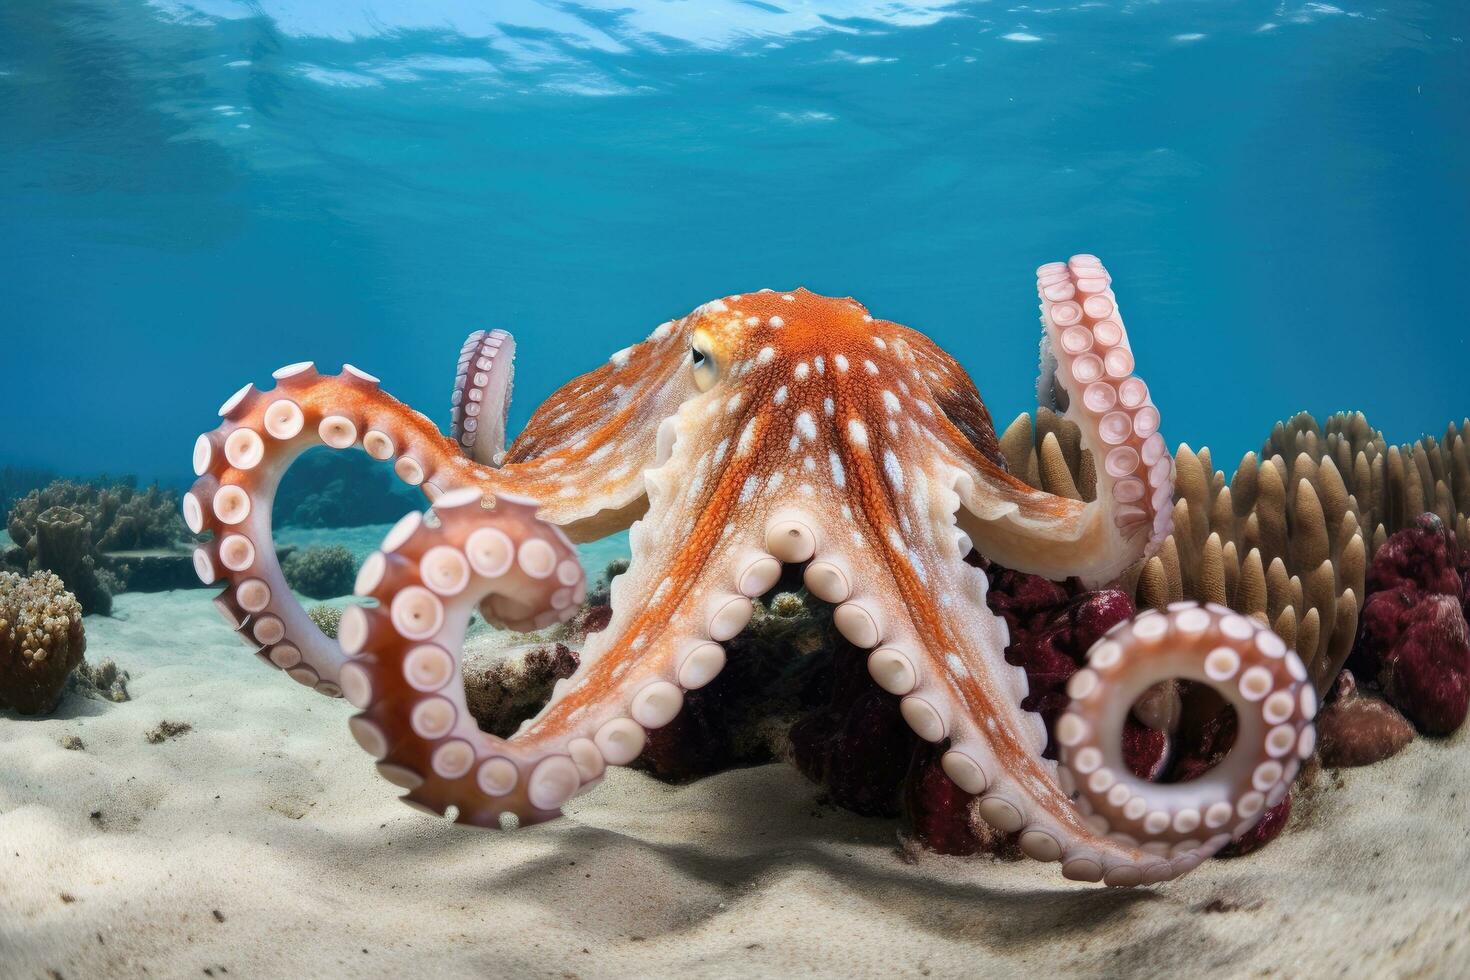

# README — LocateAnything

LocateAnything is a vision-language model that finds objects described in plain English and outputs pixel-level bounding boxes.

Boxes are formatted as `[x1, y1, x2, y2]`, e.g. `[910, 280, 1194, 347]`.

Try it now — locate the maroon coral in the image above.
[789, 636, 914, 818]
[1351, 514, 1470, 736]
[897, 567, 1166, 853]
[1365, 513, 1462, 599]
[1370, 594, 1468, 735]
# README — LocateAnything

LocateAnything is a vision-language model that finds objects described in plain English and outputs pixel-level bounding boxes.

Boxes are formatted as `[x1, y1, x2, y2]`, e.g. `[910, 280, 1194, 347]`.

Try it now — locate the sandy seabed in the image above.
[2, 584, 1467, 980]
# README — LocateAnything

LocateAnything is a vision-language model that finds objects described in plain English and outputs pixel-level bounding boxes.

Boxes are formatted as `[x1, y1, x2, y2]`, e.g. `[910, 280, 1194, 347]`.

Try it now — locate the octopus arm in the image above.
[341, 398, 774, 825]
[184, 363, 496, 693]
[834, 450, 1313, 886]
[947, 255, 1175, 587]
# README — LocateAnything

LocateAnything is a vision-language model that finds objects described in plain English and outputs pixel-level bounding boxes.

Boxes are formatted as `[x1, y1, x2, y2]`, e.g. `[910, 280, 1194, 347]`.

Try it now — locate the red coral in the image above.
[901, 747, 988, 856]
[1373, 594, 1469, 735]
[1351, 514, 1470, 736]
[789, 640, 914, 817]
[895, 568, 1165, 853]
[1165, 703, 1292, 855]
[788, 560, 1300, 858]
[997, 581, 1138, 756]
[1365, 513, 1462, 599]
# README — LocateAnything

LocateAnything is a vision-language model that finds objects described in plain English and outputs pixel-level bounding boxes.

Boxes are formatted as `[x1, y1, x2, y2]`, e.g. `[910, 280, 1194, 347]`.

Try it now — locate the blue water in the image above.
[1, 1, 1465, 484]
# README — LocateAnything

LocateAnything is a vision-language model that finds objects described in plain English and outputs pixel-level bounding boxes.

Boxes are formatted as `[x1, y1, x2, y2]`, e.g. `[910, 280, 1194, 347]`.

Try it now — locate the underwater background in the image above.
[1, 0, 1466, 488]
[4, 6, 1470, 975]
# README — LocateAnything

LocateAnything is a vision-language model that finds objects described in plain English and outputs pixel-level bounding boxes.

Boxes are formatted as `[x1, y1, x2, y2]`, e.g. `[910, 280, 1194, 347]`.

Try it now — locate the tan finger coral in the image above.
[999, 409, 1470, 696]
[0, 570, 87, 716]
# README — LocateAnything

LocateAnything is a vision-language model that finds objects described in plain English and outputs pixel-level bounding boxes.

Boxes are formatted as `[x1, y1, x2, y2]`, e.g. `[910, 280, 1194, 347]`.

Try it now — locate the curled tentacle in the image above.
[344, 462, 772, 825]
[451, 329, 515, 467]
[184, 363, 487, 693]
[342, 489, 599, 825]
[948, 254, 1174, 586]
[1056, 603, 1317, 882]
[768, 418, 1304, 885]
[344, 369, 808, 825]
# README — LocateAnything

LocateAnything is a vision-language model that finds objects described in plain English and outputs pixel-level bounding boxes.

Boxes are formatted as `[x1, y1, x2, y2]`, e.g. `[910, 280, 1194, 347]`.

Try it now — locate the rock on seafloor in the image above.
[1316, 670, 1416, 767]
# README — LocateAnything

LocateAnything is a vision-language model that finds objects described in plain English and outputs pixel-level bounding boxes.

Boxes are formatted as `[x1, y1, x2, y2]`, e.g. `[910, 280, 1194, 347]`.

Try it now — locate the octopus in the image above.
[184, 255, 1317, 887]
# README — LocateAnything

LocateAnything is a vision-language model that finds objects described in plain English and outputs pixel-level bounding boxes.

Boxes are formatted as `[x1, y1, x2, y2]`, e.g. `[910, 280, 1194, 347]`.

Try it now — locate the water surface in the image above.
[1, 1, 1465, 483]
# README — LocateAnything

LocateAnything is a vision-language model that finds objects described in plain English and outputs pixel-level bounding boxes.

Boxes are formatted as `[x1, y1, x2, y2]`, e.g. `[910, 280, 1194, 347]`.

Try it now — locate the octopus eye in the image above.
[690, 339, 719, 391]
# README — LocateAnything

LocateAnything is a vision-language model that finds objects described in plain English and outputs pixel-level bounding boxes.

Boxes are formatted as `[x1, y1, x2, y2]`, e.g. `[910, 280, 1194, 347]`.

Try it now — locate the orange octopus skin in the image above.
[185, 256, 1316, 886]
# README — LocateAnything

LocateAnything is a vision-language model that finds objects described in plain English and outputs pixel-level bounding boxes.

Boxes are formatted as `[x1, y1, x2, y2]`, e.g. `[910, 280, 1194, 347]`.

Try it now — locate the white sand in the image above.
[2, 587, 1467, 979]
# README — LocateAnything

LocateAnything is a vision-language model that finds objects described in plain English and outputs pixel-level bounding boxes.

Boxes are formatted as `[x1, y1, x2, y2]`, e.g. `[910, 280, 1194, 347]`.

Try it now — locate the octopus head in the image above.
[505, 286, 993, 542]
[684, 288, 882, 391]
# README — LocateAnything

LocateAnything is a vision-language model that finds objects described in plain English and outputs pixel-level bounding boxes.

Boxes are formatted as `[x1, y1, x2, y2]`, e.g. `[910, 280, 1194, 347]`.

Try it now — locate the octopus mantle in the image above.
[184, 255, 1316, 887]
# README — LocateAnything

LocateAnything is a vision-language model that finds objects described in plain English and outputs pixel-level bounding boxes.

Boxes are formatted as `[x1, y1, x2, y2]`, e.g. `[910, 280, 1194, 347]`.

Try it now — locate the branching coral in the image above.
[0, 570, 86, 715]
[282, 545, 357, 600]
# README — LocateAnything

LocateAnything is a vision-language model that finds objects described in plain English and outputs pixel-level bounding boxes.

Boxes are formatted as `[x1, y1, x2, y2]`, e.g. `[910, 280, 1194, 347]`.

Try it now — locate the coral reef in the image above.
[992, 409, 1469, 800]
[0, 570, 86, 716]
[1000, 411, 1470, 698]
[274, 449, 421, 528]
[6, 479, 188, 613]
[282, 545, 358, 600]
